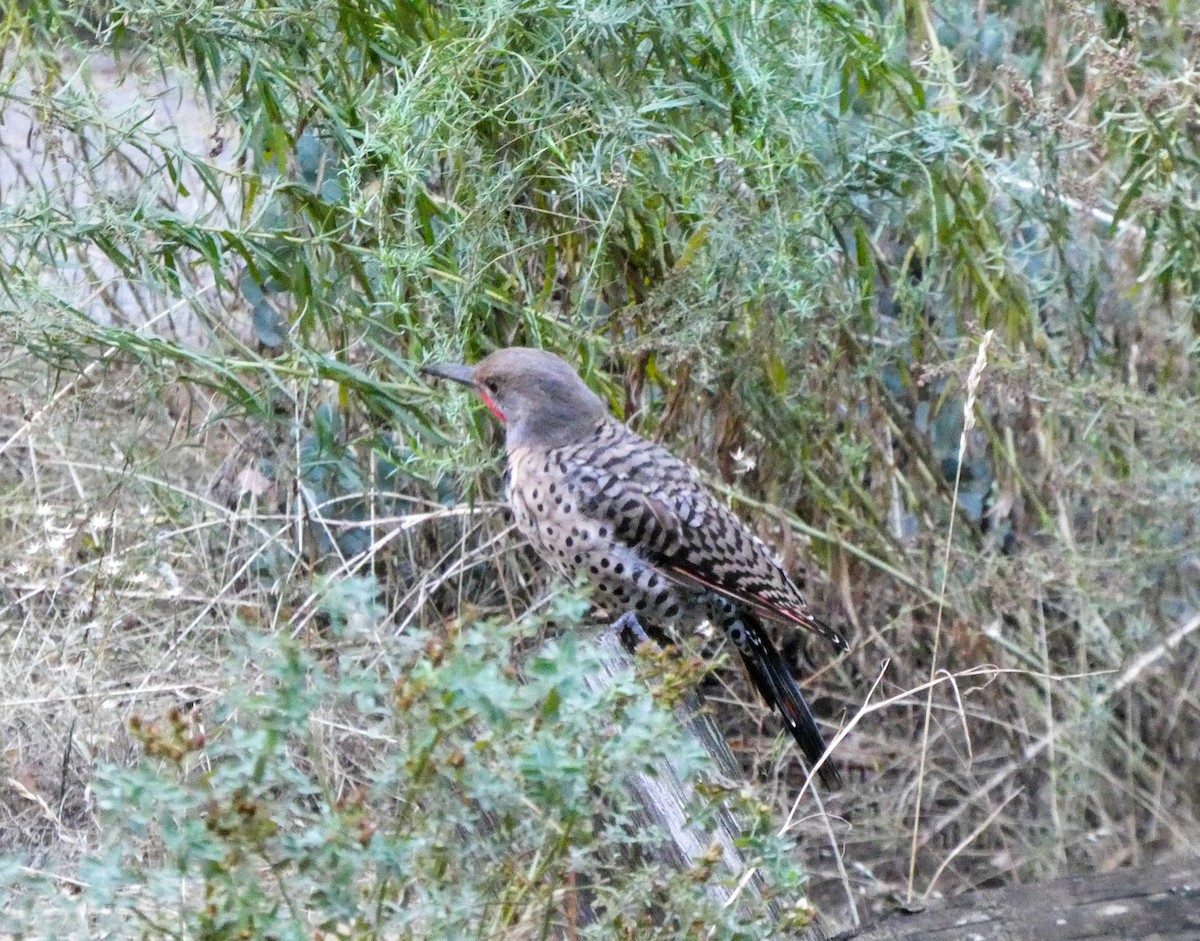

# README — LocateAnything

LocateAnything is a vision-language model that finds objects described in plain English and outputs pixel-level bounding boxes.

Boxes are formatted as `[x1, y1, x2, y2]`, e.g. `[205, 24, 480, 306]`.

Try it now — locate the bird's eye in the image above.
[484, 379, 500, 395]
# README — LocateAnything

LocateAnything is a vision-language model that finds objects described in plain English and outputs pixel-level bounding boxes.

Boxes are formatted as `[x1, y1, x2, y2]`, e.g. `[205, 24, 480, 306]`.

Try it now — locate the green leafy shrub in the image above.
[1, 578, 809, 939]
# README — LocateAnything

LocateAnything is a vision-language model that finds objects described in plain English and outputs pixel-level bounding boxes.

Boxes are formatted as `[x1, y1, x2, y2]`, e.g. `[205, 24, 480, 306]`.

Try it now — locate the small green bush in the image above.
[1, 578, 809, 939]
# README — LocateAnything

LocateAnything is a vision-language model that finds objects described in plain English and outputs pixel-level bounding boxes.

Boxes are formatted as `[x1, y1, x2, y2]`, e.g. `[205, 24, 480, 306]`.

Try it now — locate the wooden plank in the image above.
[584, 622, 767, 908]
[839, 860, 1200, 941]
[581, 618, 830, 939]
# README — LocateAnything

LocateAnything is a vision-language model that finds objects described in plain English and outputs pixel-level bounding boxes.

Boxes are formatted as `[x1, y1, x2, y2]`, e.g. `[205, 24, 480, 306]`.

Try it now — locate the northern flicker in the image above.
[424, 347, 844, 787]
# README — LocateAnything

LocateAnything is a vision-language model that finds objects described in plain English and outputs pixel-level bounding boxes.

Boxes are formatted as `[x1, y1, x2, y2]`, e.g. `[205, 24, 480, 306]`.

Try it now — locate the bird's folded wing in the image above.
[559, 440, 846, 651]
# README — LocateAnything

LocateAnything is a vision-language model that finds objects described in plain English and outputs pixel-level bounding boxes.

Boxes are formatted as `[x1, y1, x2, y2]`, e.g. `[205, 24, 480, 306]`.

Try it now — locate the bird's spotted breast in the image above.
[507, 442, 704, 625]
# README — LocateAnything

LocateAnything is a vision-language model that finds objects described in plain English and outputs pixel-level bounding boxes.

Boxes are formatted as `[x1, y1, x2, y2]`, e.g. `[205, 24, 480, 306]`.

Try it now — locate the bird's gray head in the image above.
[422, 347, 608, 450]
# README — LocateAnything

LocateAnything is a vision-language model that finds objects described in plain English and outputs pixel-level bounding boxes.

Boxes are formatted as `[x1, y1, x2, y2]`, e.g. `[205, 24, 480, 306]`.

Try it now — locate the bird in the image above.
[423, 347, 845, 788]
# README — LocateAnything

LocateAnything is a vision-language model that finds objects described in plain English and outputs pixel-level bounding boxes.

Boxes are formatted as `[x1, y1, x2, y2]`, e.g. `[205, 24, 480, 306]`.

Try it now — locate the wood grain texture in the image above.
[838, 861, 1200, 941]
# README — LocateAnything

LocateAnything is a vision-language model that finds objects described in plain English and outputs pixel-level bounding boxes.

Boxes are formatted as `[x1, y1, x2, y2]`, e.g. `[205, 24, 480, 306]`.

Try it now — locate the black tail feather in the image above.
[724, 607, 842, 789]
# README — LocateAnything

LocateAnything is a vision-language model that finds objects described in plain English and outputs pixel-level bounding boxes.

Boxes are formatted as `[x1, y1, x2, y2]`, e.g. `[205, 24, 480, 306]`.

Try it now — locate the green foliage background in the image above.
[0, 0, 1197, 935]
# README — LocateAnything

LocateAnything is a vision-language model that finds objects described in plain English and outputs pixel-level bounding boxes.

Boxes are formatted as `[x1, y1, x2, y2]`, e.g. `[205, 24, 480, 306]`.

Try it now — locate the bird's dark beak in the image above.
[421, 362, 477, 388]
